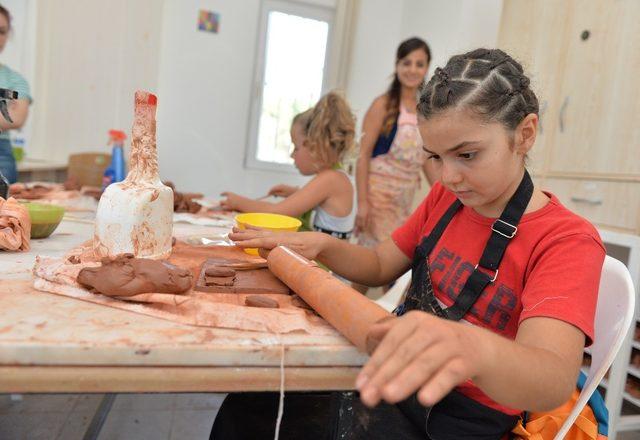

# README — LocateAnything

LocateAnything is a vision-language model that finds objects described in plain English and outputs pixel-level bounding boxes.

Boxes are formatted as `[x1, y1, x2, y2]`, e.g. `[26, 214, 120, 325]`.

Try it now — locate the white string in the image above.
[274, 341, 285, 440]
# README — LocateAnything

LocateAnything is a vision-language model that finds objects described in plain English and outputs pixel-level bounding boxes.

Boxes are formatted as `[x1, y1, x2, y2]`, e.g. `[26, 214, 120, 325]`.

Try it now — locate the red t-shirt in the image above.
[391, 183, 605, 415]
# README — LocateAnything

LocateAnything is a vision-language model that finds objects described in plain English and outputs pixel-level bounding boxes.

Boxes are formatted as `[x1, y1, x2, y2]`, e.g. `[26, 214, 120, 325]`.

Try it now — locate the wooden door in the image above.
[548, 0, 640, 177]
[497, 0, 574, 175]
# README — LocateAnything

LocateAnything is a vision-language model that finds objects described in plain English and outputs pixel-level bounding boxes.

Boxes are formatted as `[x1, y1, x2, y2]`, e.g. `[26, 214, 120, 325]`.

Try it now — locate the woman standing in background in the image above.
[354, 37, 434, 293]
[0, 4, 31, 183]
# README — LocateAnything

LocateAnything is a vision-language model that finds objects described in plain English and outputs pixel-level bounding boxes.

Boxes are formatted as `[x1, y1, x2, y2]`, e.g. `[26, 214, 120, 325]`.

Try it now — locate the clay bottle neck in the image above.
[127, 104, 160, 184]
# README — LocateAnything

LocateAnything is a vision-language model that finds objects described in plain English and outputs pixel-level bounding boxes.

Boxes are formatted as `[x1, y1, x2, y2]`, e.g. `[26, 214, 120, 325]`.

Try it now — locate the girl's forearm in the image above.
[235, 198, 276, 213]
[317, 237, 388, 286]
[471, 325, 579, 411]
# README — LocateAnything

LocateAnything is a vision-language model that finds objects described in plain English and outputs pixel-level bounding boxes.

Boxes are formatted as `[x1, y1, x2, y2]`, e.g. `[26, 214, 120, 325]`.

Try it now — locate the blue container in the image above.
[111, 145, 125, 182]
[0, 170, 8, 199]
[102, 130, 127, 189]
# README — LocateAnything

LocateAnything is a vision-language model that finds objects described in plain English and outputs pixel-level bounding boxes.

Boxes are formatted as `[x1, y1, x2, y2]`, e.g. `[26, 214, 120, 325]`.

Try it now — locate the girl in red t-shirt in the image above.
[227, 48, 605, 439]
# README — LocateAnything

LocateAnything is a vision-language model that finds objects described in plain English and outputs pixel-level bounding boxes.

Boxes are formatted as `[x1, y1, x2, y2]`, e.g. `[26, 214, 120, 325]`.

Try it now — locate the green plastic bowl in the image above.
[22, 202, 65, 239]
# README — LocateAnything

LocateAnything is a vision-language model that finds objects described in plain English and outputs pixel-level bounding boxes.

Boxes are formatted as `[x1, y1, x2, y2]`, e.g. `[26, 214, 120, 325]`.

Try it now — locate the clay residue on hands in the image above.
[0, 196, 31, 251]
[365, 315, 398, 355]
[77, 253, 193, 297]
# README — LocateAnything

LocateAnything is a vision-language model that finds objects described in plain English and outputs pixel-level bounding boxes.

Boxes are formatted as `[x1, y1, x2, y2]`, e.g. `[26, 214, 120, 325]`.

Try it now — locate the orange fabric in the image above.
[512, 389, 601, 439]
[0, 196, 31, 251]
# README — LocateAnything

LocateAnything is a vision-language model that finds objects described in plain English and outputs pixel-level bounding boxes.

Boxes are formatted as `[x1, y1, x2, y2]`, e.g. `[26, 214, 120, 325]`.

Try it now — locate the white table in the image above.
[0, 217, 364, 394]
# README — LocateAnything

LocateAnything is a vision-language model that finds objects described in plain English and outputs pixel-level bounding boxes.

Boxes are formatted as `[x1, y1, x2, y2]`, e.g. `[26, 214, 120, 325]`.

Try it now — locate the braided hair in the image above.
[418, 48, 538, 130]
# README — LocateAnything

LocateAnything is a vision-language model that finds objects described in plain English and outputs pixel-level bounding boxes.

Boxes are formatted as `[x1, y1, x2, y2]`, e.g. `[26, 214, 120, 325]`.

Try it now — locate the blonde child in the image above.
[221, 91, 356, 239]
[228, 48, 605, 439]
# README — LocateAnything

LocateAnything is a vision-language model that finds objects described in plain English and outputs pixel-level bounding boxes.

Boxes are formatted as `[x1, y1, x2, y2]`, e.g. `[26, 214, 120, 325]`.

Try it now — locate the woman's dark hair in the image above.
[418, 48, 539, 130]
[382, 37, 431, 135]
[0, 5, 11, 30]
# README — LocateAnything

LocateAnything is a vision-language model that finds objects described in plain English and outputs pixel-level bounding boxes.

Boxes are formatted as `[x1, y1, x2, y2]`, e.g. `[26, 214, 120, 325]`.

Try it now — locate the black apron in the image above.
[211, 171, 533, 440]
[326, 170, 534, 440]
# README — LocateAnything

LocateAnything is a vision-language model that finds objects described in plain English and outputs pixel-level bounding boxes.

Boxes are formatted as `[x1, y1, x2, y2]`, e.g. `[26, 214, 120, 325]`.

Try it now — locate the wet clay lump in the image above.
[77, 254, 193, 297]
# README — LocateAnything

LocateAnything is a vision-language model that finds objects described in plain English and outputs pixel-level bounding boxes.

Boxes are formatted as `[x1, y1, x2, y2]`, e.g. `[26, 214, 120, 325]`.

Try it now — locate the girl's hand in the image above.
[355, 200, 370, 234]
[356, 311, 486, 408]
[229, 227, 328, 260]
[220, 192, 243, 211]
[268, 184, 298, 198]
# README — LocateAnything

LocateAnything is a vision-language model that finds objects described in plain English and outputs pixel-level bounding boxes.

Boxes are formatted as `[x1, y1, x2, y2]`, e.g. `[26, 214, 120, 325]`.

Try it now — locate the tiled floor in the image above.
[0, 393, 224, 439]
[1, 393, 639, 439]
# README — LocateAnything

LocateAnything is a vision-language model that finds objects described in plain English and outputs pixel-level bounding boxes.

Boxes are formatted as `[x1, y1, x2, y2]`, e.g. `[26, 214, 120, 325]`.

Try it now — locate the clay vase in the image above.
[94, 91, 173, 259]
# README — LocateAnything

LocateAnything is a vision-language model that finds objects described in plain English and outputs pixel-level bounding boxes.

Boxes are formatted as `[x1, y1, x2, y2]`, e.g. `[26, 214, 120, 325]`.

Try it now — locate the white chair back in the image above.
[554, 256, 636, 440]
[375, 270, 412, 312]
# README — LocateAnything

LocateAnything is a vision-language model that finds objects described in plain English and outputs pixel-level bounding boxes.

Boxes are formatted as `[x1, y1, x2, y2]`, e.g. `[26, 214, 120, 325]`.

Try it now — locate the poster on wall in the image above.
[198, 10, 220, 33]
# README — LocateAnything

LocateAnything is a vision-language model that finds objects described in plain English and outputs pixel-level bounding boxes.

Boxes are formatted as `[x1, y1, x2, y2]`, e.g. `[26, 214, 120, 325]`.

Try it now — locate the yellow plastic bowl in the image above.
[235, 213, 302, 255]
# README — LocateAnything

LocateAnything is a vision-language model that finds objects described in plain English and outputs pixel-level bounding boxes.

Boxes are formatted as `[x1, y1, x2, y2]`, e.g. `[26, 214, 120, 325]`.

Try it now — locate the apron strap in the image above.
[399, 170, 534, 321]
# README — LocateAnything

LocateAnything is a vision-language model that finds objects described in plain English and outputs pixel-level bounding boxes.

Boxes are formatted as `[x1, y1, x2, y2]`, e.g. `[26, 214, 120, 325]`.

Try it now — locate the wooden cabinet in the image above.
[498, 0, 573, 174]
[545, 178, 640, 232]
[499, 0, 640, 234]
[549, 0, 640, 177]
[499, 1, 640, 437]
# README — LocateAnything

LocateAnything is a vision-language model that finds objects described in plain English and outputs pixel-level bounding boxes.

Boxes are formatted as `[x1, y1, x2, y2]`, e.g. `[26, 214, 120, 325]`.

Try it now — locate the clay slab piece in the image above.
[205, 267, 236, 277]
[195, 258, 290, 295]
[205, 275, 236, 286]
[245, 295, 279, 308]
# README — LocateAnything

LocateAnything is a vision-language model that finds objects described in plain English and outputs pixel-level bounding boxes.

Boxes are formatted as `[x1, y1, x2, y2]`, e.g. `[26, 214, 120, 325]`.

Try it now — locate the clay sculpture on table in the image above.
[77, 253, 193, 297]
[94, 91, 174, 260]
[34, 241, 336, 335]
[195, 258, 289, 294]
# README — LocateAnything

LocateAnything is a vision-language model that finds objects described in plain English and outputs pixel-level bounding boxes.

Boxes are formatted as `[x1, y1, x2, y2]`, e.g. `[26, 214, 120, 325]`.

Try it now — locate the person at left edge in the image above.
[0, 4, 32, 183]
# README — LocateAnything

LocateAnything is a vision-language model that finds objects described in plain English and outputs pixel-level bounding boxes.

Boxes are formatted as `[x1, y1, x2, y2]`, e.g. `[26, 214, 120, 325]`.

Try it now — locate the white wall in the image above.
[155, 0, 308, 197]
[25, 0, 503, 198]
[346, 0, 503, 126]
[30, 0, 163, 160]
[344, 0, 406, 122]
[402, 0, 504, 74]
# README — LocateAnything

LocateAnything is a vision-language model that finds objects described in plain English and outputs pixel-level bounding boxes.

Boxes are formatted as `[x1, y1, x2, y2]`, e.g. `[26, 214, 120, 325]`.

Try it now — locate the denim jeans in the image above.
[0, 138, 17, 183]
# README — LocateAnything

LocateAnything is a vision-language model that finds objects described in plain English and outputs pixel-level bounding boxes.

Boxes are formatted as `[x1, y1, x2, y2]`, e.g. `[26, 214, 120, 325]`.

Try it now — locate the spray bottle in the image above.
[0, 172, 8, 199]
[0, 88, 17, 198]
[102, 129, 127, 189]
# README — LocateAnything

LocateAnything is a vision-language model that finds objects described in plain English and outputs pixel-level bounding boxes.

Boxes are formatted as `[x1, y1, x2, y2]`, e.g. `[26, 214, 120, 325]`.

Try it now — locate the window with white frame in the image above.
[246, 0, 333, 171]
